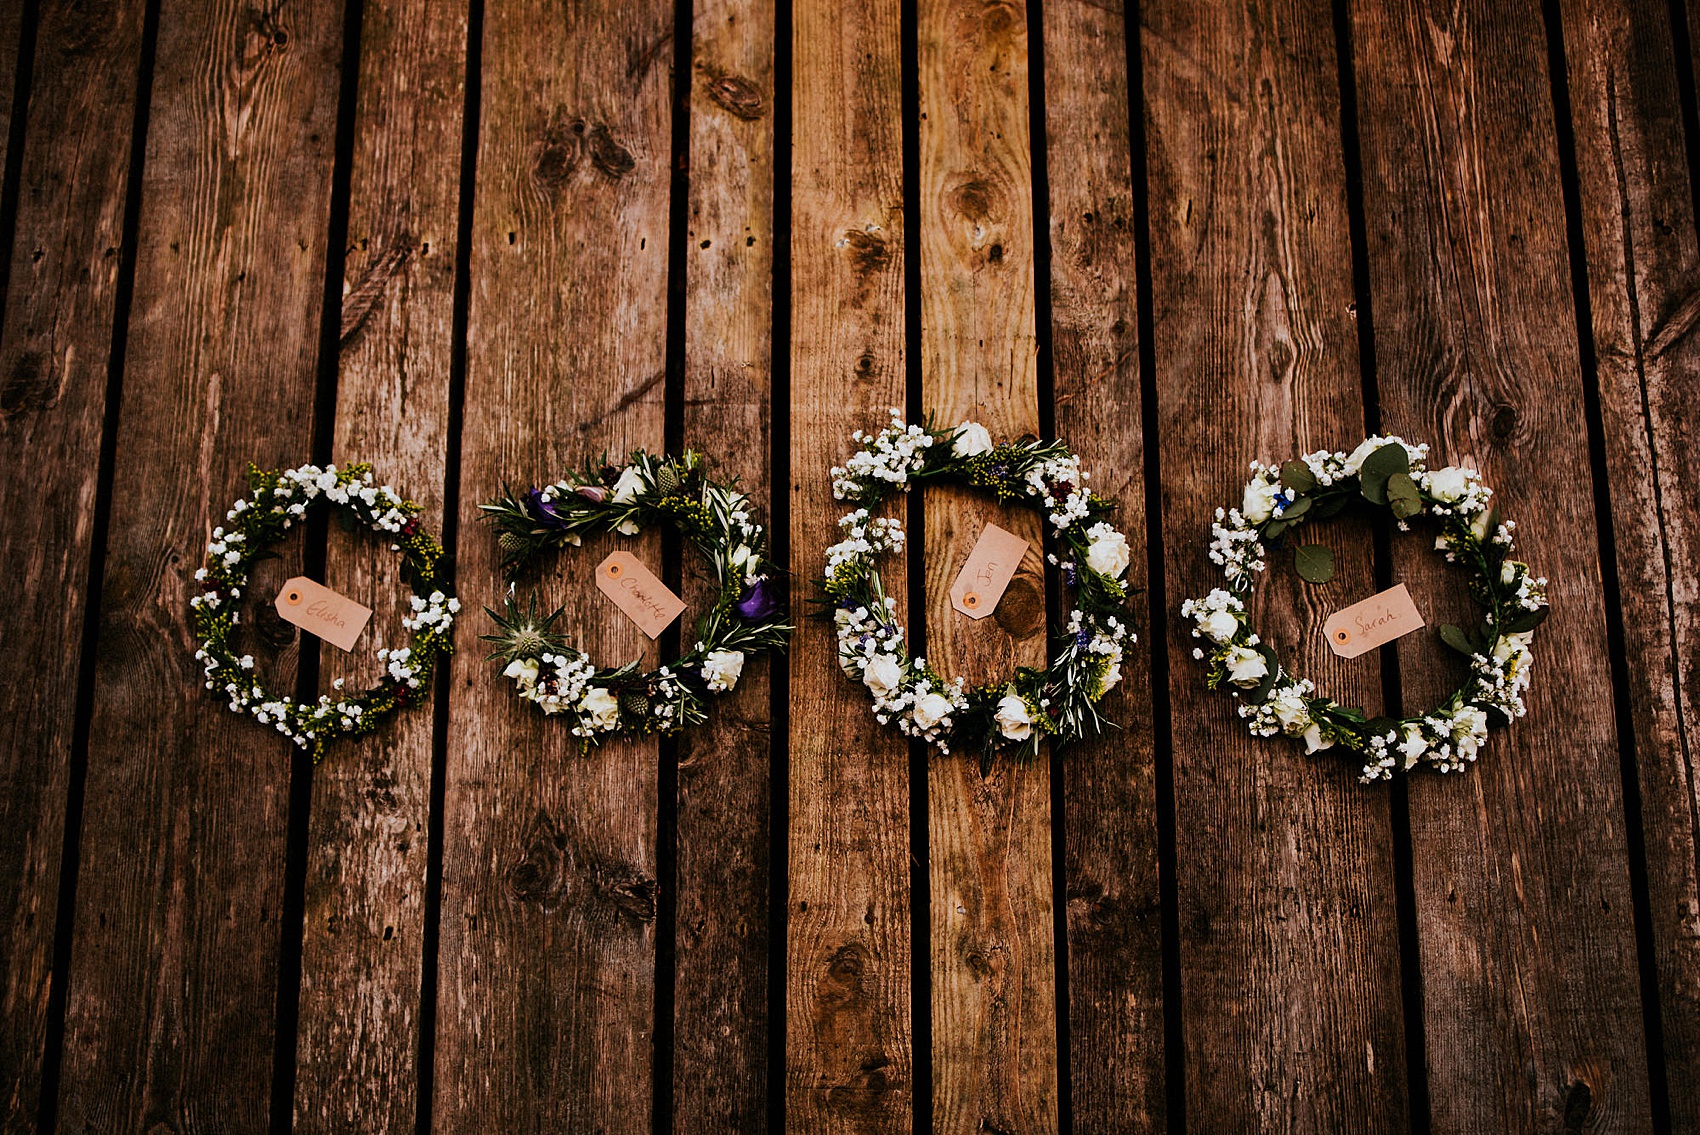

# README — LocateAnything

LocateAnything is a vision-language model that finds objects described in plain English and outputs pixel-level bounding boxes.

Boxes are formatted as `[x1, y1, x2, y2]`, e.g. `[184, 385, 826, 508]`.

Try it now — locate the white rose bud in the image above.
[952, 421, 994, 458]
[1223, 645, 1268, 688]
[910, 691, 954, 730]
[579, 686, 621, 730]
[1098, 660, 1122, 695]
[862, 654, 904, 699]
[1241, 479, 1279, 523]
[1343, 438, 1383, 475]
[503, 657, 540, 689]
[1427, 465, 1470, 502]
[1085, 527, 1132, 579]
[1303, 723, 1335, 753]
[994, 694, 1034, 741]
[1198, 608, 1239, 643]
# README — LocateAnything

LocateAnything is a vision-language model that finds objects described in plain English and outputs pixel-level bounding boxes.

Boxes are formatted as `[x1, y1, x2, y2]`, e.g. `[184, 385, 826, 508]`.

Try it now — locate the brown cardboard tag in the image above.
[1324, 583, 1425, 658]
[275, 576, 373, 652]
[949, 523, 1030, 620]
[595, 550, 686, 639]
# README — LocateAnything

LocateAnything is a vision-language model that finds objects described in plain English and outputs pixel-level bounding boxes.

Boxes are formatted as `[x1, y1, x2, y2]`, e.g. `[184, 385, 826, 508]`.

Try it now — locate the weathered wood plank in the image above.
[0, 0, 147, 1126]
[1144, 0, 1411, 1129]
[786, 0, 913, 1128]
[432, 0, 672, 1128]
[1562, 1, 1700, 1128]
[291, 1, 468, 1129]
[1038, 0, 1164, 1128]
[52, 0, 344, 1127]
[677, 0, 775, 1127]
[916, 2, 1057, 1132]
[1347, 0, 1654, 1128]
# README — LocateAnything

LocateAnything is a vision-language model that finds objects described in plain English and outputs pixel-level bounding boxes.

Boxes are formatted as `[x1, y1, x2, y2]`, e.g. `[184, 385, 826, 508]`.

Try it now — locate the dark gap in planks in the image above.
[1539, 3, 1672, 1129]
[1670, 0, 1700, 229]
[35, 0, 160, 1128]
[1328, 3, 1432, 1130]
[1021, 0, 1072, 1128]
[900, 0, 932, 1119]
[657, 0, 694, 1123]
[768, 0, 794, 1127]
[0, 0, 36, 318]
[272, 0, 369, 1130]
[1121, 2, 1184, 1128]
[416, 0, 486, 1129]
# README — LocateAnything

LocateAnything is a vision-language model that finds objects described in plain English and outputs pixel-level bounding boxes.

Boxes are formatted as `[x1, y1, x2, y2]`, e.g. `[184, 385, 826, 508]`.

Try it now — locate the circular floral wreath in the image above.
[1181, 436, 1549, 783]
[191, 463, 459, 760]
[479, 450, 790, 744]
[824, 411, 1137, 758]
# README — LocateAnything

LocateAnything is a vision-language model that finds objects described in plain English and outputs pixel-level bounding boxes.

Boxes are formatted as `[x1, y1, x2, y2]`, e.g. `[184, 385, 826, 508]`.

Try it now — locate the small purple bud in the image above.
[577, 484, 607, 503]
[525, 488, 571, 530]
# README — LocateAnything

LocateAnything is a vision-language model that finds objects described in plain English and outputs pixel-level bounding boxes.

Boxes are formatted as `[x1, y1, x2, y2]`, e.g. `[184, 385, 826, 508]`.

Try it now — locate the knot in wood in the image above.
[705, 72, 766, 120]
[588, 124, 636, 178]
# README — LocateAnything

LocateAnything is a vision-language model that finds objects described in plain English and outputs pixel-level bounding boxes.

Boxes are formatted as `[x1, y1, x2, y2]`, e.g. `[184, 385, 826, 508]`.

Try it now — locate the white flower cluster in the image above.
[831, 409, 937, 501]
[1184, 439, 1546, 783]
[834, 597, 970, 751]
[823, 508, 906, 584]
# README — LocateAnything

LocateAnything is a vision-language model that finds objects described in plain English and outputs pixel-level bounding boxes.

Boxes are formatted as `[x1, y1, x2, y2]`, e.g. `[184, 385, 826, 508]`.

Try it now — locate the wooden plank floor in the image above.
[0, 0, 1694, 1131]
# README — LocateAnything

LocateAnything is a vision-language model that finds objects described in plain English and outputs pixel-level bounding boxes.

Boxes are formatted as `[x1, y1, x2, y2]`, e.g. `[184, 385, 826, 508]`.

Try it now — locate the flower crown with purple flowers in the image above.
[478, 450, 790, 744]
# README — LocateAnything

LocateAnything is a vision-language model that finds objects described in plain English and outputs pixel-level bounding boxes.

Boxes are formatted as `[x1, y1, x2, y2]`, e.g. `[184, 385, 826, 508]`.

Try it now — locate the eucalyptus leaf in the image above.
[1438, 623, 1475, 656]
[1280, 460, 1317, 494]
[1312, 493, 1350, 520]
[1279, 495, 1312, 520]
[1387, 472, 1422, 520]
[1500, 606, 1550, 634]
[1293, 543, 1335, 584]
[1359, 443, 1410, 505]
[1263, 519, 1288, 541]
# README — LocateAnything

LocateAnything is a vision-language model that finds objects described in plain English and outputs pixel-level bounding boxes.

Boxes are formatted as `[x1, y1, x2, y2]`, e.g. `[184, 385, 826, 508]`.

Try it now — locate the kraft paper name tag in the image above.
[275, 576, 373, 652]
[596, 551, 686, 639]
[1324, 583, 1425, 658]
[950, 522, 1030, 620]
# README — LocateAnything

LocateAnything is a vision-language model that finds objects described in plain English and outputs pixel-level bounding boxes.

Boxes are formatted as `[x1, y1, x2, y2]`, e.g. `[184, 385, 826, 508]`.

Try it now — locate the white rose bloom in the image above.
[952, 421, 995, 457]
[729, 544, 754, 572]
[1223, 646, 1268, 687]
[1271, 691, 1309, 733]
[616, 518, 641, 536]
[1500, 559, 1523, 586]
[1469, 510, 1493, 540]
[1199, 608, 1239, 643]
[1085, 528, 1132, 579]
[862, 654, 904, 699]
[911, 691, 954, 730]
[1241, 478, 1279, 523]
[1427, 465, 1470, 502]
[701, 648, 746, 693]
[611, 465, 645, 504]
[1343, 438, 1383, 475]
[580, 686, 620, 730]
[994, 694, 1034, 740]
[503, 657, 540, 688]
[1303, 723, 1335, 753]
[1492, 632, 1532, 664]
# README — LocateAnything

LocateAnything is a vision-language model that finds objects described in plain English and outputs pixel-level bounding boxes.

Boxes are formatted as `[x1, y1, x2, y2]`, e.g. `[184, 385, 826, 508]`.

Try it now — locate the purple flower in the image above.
[525, 488, 571, 530]
[737, 579, 779, 620]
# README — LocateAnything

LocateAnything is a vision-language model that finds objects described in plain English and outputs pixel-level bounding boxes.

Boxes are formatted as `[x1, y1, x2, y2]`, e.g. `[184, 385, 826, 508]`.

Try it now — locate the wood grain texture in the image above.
[1143, 0, 1411, 1129]
[432, 0, 671, 1128]
[0, 0, 146, 1127]
[917, 1, 1057, 1131]
[1038, 0, 1164, 1128]
[676, 0, 775, 1127]
[1562, 1, 1700, 1128]
[52, 0, 344, 1128]
[786, 0, 913, 1129]
[291, 0, 467, 1129]
[1347, 0, 1654, 1129]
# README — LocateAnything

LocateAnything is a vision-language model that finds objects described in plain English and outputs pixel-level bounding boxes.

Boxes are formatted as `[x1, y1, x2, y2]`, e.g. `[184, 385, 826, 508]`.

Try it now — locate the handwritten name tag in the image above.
[949, 522, 1030, 620]
[595, 550, 686, 639]
[274, 576, 373, 652]
[1324, 583, 1425, 658]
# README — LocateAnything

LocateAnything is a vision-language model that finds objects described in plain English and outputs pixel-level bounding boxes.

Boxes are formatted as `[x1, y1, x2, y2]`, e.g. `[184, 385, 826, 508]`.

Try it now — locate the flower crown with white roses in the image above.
[192, 463, 459, 760]
[1182, 437, 1549, 782]
[479, 450, 790, 744]
[824, 411, 1137, 759]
